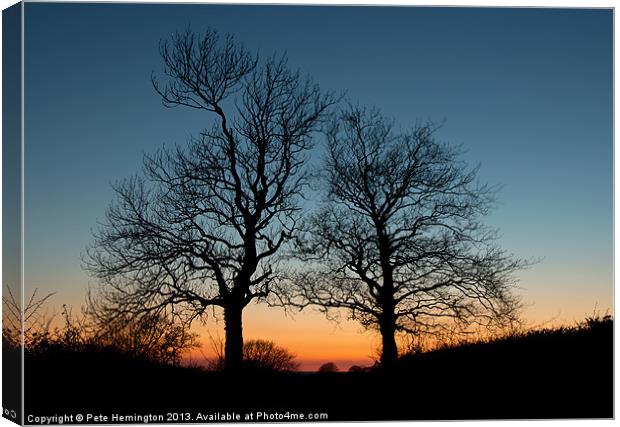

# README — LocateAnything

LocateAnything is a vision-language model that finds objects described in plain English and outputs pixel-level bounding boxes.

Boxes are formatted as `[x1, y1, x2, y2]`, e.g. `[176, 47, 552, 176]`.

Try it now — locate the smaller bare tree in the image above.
[289, 105, 529, 369]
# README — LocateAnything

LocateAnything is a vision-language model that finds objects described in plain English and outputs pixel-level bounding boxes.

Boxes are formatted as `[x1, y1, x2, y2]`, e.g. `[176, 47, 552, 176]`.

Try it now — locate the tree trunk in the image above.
[375, 223, 398, 369]
[380, 315, 398, 369]
[223, 302, 244, 371]
[379, 292, 398, 369]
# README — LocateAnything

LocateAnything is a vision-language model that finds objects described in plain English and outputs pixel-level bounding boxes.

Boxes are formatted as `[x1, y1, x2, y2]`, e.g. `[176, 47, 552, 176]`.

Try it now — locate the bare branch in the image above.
[286, 104, 530, 368]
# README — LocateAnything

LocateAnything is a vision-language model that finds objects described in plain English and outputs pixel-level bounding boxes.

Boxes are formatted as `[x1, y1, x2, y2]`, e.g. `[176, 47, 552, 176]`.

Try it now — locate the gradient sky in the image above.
[21, 4, 612, 370]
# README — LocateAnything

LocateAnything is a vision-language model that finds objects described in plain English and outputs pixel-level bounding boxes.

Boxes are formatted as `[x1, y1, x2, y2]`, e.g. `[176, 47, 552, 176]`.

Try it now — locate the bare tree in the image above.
[291, 105, 527, 369]
[84, 29, 335, 371]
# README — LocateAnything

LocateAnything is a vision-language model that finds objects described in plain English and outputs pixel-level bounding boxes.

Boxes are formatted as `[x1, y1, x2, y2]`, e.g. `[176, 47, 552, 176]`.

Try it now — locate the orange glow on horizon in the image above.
[180, 297, 614, 372]
[27, 281, 613, 372]
[184, 304, 379, 371]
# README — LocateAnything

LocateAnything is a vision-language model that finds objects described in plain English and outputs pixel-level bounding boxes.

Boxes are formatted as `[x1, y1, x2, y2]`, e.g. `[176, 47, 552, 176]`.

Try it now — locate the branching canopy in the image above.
[84, 29, 336, 327]
[290, 105, 527, 339]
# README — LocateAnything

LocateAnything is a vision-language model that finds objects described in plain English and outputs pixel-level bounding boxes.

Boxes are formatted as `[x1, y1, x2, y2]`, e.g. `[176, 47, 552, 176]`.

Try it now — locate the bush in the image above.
[243, 339, 299, 371]
[208, 339, 299, 372]
[318, 362, 339, 373]
[2, 288, 198, 366]
[91, 311, 199, 365]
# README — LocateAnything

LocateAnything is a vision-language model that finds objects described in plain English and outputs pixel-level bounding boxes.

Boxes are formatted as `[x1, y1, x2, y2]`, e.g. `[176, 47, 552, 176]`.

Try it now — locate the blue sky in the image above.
[22, 4, 612, 326]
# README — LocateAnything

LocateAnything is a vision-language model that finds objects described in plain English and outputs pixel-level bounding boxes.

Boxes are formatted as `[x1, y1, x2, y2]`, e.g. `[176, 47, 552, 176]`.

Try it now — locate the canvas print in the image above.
[2, 2, 613, 424]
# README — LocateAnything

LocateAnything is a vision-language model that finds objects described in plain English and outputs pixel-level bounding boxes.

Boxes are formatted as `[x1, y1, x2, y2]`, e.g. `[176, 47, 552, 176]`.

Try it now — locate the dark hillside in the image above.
[24, 317, 612, 421]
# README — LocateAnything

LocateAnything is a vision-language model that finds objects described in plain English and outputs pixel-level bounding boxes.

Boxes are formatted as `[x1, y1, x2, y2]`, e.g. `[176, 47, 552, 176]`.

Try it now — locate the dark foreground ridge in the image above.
[23, 317, 612, 422]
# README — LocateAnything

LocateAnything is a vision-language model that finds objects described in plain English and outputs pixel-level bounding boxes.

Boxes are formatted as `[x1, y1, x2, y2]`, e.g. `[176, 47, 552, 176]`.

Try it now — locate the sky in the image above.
[21, 4, 612, 370]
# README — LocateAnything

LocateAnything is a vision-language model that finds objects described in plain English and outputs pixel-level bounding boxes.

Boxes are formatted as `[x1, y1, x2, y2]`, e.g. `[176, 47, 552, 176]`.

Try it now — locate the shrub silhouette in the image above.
[2, 287, 55, 352]
[21, 310, 611, 419]
[91, 311, 199, 365]
[397, 314, 613, 371]
[209, 339, 299, 372]
[243, 339, 299, 371]
[3, 287, 197, 365]
[318, 362, 339, 372]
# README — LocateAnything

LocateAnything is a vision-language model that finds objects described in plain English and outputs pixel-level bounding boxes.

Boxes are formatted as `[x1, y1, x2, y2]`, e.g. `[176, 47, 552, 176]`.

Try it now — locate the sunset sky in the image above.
[21, 4, 612, 370]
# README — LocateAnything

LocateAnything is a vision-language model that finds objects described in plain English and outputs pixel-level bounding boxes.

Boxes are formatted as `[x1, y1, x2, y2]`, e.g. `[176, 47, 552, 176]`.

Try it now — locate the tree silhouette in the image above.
[242, 339, 299, 371]
[208, 339, 299, 372]
[84, 29, 335, 371]
[318, 362, 339, 373]
[291, 105, 527, 369]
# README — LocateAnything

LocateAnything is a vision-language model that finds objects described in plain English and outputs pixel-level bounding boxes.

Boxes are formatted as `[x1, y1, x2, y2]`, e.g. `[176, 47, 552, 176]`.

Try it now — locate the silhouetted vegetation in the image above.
[86, 311, 199, 365]
[287, 105, 529, 368]
[348, 365, 370, 373]
[318, 362, 339, 373]
[12, 23, 609, 422]
[9, 286, 611, 419]
[82, 28, 529, 376]
[398, 314, 613, 366]
[22, 314, 612, 420]
[3, 289, 197, 366]
[2, 287, 55, 350]
[84, 28, 336, 371]
[208, 339, 299, 372]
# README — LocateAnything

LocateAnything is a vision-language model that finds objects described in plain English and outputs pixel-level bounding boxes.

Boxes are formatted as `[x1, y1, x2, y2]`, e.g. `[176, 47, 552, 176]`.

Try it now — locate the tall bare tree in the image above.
[84, 29, 335, 371]
[291, 105, 526, 369]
